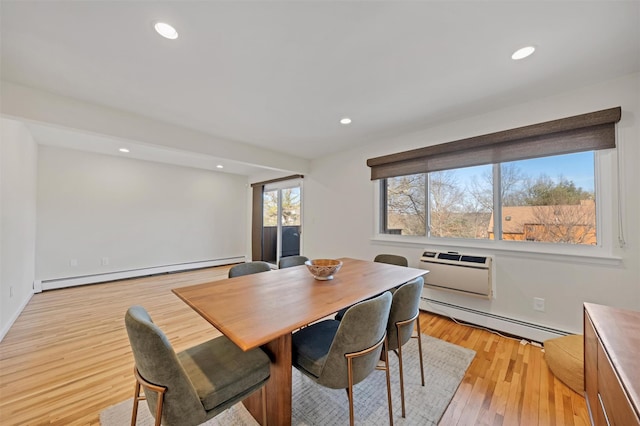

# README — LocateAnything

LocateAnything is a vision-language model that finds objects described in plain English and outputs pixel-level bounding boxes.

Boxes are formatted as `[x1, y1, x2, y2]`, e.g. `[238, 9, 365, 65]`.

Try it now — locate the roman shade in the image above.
[367, 107, 622, 180]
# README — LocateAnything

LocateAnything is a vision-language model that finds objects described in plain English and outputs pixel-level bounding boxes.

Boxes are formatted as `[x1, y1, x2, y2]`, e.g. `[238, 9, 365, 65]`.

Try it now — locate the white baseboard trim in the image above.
[40, 257, 245, 291]
[420, 297, 571, 343]
[0, 291, 34, 342]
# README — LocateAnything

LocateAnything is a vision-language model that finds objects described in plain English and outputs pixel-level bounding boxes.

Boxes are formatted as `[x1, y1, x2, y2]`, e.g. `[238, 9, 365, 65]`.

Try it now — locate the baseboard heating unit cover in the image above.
[421, 298, 570, 343]
[36, 257, 245, 291]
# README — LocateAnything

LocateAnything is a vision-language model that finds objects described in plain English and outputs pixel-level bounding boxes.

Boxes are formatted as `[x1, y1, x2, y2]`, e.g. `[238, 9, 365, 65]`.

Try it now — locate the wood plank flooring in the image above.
[0, 266, 589, 425]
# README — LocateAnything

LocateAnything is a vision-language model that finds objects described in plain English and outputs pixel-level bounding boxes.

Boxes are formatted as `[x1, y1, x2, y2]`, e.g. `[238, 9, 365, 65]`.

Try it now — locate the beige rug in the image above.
[101, 335, 475, 426]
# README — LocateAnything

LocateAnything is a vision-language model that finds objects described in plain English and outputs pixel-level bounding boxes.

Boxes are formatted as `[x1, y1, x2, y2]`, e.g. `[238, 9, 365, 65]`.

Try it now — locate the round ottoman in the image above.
[544, 334, 584, 394]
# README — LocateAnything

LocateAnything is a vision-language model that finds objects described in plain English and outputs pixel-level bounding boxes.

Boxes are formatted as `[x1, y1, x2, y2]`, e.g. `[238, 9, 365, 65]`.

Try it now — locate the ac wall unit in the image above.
[419, 250, 492, 298]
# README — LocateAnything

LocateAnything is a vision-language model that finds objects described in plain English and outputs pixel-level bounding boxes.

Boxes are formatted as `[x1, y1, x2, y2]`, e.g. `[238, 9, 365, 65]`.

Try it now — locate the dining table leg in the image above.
[243, 333, 293, 426]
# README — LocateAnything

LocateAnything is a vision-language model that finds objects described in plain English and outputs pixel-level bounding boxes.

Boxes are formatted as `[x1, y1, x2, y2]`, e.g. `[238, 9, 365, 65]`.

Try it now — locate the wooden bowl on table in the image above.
[305, 259, 343, 280]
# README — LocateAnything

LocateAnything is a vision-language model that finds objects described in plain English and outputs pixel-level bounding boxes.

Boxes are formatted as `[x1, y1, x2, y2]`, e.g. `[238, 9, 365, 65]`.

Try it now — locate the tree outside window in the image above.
[264, 187, 301, 227]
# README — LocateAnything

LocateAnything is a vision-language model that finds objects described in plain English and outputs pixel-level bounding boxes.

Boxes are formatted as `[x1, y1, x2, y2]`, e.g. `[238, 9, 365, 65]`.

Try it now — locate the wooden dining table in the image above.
[172, 257, 427, 425]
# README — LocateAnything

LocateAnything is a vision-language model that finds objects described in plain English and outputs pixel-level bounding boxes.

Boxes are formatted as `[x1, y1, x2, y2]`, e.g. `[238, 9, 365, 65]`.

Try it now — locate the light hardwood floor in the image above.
[0, 266, 589, 425]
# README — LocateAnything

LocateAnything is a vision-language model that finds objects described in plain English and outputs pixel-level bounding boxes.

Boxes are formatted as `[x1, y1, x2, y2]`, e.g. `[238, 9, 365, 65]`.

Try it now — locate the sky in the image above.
[456, 151, 595, 193]
[513, 152, 595, 192]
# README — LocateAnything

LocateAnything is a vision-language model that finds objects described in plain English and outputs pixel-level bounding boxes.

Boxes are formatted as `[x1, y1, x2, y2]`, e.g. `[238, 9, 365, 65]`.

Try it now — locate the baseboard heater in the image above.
[36, 256, 245, 292]
[421, 298, 570, 343]
[419, 250, 492, 298]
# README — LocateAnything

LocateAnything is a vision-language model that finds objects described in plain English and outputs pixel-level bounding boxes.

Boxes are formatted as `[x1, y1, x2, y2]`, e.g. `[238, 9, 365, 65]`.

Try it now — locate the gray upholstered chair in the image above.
[334, 254, 409, 321]
[125, 306, 270, 426]
[228, 261, 271, 278]
[373, 254, 409, 267]
[385, 276, 425, 418]
[292, 292, 394, 426]
[277, 255, 309, 269]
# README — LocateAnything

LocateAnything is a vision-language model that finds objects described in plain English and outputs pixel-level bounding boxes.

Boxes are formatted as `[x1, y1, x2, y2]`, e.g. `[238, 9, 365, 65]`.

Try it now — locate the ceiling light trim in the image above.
[511, 46, 536, 60]
[154, 22, 179, 40]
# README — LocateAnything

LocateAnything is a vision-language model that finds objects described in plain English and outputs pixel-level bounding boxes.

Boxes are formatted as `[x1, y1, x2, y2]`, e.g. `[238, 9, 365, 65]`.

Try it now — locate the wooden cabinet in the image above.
[584, 303, 640, 426]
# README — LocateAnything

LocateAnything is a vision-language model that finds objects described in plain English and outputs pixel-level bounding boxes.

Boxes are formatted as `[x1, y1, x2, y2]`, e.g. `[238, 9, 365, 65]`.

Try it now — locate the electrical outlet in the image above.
[101, 257, 110, 266]
[533, 297, 545, 312]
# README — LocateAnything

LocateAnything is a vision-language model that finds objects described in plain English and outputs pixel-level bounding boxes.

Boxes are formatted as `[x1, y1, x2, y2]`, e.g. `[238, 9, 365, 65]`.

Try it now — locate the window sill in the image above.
[370, 234, 622, 266]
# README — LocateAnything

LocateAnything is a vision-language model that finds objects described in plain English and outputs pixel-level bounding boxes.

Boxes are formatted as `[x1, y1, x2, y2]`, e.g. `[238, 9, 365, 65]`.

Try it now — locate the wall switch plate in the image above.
[70, 258, 78, 267]
[101, 257, 109, 266]
[533, 297, 545, 312]
[10, 286, 14, 298]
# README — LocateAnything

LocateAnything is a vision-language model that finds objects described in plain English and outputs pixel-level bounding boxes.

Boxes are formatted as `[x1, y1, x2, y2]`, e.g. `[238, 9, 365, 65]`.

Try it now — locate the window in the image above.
[429, 165, 492, 239]
[371, 107, 620, 247]
[498, 153, 596, 245]
[383, 174, 426, 236]
[263, 187, 302, 227]
[262, 185, 302, 262]
[381, 153, 596, 245]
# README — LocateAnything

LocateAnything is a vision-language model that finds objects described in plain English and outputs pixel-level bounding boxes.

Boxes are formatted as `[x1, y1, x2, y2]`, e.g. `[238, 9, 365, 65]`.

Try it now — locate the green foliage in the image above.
[522, 175, 593, 206]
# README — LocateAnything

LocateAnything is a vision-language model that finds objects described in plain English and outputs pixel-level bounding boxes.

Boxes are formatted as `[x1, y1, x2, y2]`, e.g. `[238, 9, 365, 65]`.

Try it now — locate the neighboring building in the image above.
[487, 200, 596, 245]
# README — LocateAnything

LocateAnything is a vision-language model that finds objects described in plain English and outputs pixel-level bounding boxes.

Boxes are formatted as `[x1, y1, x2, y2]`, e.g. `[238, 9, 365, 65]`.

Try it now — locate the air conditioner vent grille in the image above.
[438, 252, 461, 261]
[460, 255, 487, 264]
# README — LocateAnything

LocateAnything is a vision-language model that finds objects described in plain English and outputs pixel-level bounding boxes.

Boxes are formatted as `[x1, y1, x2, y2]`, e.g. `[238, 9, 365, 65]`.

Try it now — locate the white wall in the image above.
[36, 146, 249, 282]
[303, 73, 640, 336]
[1, 118, 37, 340]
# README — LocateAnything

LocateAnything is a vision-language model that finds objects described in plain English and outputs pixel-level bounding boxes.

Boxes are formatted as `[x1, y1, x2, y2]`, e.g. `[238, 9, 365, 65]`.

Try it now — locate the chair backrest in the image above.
[317, 292, 392, 389]
[125, 306, 206, 425]
[228, 261, 271, 278]
[278, 255, 309, 269]
[387, 276, 424, 351]
[374, 254, 409, 267]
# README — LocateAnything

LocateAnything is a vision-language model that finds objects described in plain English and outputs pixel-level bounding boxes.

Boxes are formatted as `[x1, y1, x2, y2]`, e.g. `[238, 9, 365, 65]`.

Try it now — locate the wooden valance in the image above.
[367, 107, 621, 180]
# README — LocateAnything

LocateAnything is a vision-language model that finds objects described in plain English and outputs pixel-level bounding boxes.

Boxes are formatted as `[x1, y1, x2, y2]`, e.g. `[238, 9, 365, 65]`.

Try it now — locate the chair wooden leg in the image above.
[396, 312, 425, 418]
[153, 396, 163, 426]
[396, 324, 406, 418]
[132, 366, 166, 426]
[347, 335, 392, 426]
[383, 336, 394, 426]
[131, 379, 141, 426]
[416, 315, 425, 386]
[347, 357, 355, 426]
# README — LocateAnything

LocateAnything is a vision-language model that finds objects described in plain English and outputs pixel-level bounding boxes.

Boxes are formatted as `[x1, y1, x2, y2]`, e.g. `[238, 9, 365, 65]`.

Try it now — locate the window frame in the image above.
[250, 174, 303, 262]
[380, 174, 429, 236]
[372, 149, 619, 264]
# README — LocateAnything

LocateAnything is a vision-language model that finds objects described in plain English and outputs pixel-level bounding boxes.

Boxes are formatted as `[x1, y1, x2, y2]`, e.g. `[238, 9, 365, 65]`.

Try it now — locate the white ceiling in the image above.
[1, 1, 639, 168]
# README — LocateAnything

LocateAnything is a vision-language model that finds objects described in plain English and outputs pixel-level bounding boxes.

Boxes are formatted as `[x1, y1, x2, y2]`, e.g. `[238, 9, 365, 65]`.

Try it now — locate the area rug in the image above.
[100, 335, 475, 426]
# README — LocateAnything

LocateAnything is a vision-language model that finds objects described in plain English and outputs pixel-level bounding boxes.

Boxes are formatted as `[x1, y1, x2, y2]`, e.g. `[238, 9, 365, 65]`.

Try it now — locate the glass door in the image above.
[262, 181, 302, 265]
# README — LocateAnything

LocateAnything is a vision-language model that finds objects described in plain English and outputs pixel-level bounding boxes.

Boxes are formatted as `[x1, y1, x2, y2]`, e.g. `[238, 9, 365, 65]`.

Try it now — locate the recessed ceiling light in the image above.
[511, 46, 536, 60]
[216, 164, 224, 169]
[119, 148, 130, 153]
[340, 118, 352, 125]
[154, 22, 178, 40]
